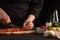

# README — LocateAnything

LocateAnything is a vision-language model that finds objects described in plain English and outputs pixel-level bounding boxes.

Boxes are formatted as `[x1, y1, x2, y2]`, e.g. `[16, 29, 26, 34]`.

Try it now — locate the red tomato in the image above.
[40, 26, 46, 29]
[7, 28, 13, 32]
[45, 26, 49, 28]
[4, 29, 8, 32]
[12, 28, 20, 32]
[0, 29, 5, 32]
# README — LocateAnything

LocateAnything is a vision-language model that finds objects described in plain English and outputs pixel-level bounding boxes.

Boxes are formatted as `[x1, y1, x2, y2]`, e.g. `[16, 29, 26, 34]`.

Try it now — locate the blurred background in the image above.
[35, 0, 60, 27]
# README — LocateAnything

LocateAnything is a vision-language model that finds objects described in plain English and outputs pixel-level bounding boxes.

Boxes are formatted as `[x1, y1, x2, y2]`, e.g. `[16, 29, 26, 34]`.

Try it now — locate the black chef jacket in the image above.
[0, 0, 43, 27]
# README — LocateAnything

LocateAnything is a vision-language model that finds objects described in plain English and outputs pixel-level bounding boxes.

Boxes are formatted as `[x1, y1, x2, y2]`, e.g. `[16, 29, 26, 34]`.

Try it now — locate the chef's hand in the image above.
[23, 21, 34, 30]
[23, 14, 35, 30]
[0, 8, 11, 24]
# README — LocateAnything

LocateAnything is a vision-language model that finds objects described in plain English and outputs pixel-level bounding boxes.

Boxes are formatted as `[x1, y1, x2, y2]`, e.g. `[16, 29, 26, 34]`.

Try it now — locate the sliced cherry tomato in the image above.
[40, 26, 46, 29]
[12, 28, 20, 32]
[4, 29, 8, 32]
[45, 26, 48, 28]
[0, 29, 5, 32]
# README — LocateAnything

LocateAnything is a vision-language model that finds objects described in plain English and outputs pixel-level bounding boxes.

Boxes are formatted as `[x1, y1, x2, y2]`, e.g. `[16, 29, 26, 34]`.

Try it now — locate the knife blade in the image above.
[6, 23, 18, 28]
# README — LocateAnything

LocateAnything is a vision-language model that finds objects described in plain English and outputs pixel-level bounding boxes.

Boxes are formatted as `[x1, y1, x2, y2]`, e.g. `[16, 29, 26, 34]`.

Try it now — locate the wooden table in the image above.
[0, 34, 59, 40]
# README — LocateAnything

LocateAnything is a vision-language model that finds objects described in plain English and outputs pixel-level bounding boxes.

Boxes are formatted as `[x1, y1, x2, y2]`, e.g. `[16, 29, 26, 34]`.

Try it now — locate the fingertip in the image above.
[23, 22, 27, 28]
[6, 20, 11, 24]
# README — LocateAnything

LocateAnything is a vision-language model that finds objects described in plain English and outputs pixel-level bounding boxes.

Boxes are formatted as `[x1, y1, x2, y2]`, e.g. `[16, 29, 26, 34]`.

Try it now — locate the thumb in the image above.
[23, 21, 30, 28]
[6, 17, 11, 24]
[23, 22, 27, 28]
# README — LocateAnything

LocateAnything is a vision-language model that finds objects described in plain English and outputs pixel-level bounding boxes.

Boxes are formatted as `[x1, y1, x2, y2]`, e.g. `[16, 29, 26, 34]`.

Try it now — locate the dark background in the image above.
[35, 0, 60, 27]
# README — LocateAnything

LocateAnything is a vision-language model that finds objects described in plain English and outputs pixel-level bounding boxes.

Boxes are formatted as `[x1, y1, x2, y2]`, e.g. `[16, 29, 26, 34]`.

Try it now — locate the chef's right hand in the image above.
[0, 8, 11, 24]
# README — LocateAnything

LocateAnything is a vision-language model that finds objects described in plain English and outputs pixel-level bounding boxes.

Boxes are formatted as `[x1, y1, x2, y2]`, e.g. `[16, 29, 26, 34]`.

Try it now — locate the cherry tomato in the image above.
[45, 26, 49, 28]
[0, 29, 5, 32]
[40, 26, 46, 29]
[4, 29, 8, 32]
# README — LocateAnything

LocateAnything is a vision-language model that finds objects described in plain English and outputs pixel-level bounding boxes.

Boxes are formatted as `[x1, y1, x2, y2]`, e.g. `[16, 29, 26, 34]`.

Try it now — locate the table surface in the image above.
[0, 33, 60, 40]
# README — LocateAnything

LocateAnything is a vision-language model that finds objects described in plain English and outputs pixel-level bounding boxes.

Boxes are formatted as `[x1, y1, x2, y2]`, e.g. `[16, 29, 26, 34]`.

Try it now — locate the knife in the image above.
[6, 23, 18, 28]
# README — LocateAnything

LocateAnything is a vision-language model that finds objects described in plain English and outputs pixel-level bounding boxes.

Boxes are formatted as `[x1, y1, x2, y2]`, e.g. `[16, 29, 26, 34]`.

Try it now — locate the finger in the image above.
[26, 23, 34, 30]
[30, 23, 34, 29]
[23, 22, 29, 28]
[2, 17, 7, 24]
[6, 16, 11, 24]
[24, 22, 31, 28]
[0, 15, 2, 19]
[0, 17, 5, 24]
[0, 15, 3, 20]
[2, 20, 7, 24]
[23, 22, 27, 28]
[25, 25, 30, 29]
[1, 16, 7, 24]
[24, 22, 33, 30]
[23, 24, 30, 29]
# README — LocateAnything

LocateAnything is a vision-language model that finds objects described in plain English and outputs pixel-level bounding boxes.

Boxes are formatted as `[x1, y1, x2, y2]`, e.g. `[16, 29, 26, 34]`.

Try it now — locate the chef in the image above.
[0, 0, 43, 29]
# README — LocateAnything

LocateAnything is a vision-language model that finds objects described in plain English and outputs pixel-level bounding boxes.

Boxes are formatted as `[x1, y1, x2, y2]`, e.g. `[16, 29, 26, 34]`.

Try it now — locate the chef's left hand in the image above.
[23, 14, 35, 30]
[23, 21, 34, 30]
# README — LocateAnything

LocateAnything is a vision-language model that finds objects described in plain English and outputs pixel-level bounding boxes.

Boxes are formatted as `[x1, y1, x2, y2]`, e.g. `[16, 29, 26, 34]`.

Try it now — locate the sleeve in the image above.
[29, 0, 43, 18]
